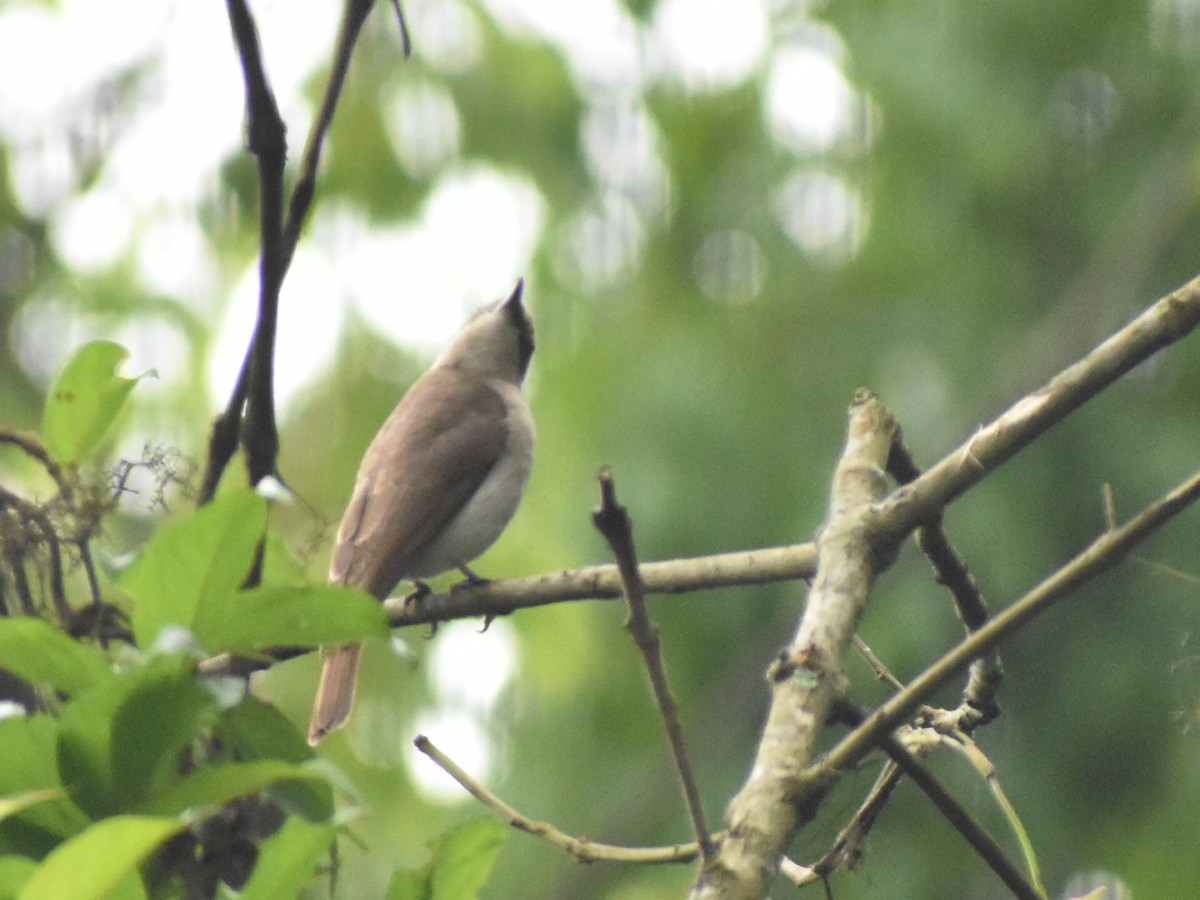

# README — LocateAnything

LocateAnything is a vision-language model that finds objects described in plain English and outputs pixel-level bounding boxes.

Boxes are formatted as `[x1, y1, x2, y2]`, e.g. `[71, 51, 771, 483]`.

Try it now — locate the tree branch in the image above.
[815, 466, 1200, 784]
[592, 466, 714, 861]
[874, 273, 1200, 541]
[689, 391, 898, 899]
[413, 734, 714, 864]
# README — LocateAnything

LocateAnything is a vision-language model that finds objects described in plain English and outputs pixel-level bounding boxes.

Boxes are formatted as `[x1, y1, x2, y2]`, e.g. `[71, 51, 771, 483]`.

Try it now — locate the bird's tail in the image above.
[308, 642, 362, 745]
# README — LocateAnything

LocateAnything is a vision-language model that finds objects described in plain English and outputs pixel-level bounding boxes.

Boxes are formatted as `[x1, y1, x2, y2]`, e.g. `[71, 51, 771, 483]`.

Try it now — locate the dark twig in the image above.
[0, 486, 73, 627]
[413, 734, 715, 864]
[223, 0, 285, 493]
[282, 0, 382, 261]
[592, 467, 714, 862]
[887, 437, 1002, 731]
[805, 762, 903, 881]
[0, 429, 68, 493]
[204, 0, 402, 504]
[830, 702, 1044, 900]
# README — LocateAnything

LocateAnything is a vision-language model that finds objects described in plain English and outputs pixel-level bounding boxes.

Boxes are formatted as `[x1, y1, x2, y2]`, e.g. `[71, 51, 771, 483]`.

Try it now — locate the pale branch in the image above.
[592, 466, 714, 862]
[874, 273, 1200, 541]
[382, 542, 817, 627]
[195, 543, 818, 677]
[412, 734, 714, 864]
[815, 466, 1200, 784]
[689, 391, 898, 900]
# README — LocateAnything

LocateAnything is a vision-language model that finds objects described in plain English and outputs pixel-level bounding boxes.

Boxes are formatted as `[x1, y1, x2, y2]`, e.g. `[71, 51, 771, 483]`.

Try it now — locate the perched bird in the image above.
[308, 280, 535, 745]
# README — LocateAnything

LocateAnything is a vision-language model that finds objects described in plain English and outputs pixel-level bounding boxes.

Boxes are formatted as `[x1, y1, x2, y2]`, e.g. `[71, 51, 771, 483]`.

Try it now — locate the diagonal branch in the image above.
[874, 273, 1200, 541]
[815, 467, 1200, 783]
[592, 466, 714, 861]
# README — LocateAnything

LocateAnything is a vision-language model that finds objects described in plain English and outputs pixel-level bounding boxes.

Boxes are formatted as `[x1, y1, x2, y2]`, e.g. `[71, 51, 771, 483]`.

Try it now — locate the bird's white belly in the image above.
[405, 382, 534, 578]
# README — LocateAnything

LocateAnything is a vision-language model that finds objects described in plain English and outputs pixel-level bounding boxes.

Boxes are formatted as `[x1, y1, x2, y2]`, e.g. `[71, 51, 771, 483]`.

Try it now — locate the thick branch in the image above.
[689, 391, 898, 899]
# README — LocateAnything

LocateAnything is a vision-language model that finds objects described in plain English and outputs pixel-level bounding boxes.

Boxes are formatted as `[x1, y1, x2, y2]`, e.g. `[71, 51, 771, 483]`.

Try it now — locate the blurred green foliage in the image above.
[2, 0, 1200, 897]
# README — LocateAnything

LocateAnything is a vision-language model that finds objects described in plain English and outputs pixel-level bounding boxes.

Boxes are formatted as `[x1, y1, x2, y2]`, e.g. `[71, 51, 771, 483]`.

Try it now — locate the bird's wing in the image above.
[330, 368, 508, 598]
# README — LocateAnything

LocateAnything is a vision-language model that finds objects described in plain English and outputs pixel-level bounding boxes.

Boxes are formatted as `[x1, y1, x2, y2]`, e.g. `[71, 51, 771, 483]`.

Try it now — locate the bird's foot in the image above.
[451, 564, 491, 591]
[402, 581, 431, 608]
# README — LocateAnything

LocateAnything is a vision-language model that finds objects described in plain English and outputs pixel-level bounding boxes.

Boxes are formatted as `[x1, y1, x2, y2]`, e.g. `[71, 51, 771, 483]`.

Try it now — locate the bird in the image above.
[308, 279, 535, 745]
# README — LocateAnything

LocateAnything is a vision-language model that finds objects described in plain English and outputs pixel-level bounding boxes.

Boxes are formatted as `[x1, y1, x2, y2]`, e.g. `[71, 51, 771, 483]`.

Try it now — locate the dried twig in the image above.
[830, 702, 1044, 900]
[412, 734, 715, 864]
[592, 466, 713, 861]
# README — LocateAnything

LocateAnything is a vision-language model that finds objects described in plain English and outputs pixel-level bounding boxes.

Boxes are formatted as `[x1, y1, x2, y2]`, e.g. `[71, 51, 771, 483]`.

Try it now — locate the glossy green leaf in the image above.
[218, 698, 333, 821]
[386, 868, 426, 900]
[192, 584, 388, 655]
[42, 341, 141, 466]
[428, 818, 506, 900]
[236, 817, 335, 900]
[141, 760, 324, 818]
[17, 815, 183, 900]
[120, 489, 267, 649]
[0, 792, 60, 827]
[0, 718, 89, 858]
[56, 655, 217, 818]
[0, 619, 111, 696]
[0, 855, 37, 899]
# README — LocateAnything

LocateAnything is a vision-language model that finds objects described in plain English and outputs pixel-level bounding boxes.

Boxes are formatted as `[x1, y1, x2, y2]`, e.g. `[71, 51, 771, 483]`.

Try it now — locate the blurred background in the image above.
[2, 0, 1200, 896]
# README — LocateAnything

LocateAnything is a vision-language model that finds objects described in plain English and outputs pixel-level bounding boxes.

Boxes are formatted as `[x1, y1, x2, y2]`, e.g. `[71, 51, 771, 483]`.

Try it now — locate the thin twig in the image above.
[816, 467, 1200, 783]
[831, 702, 1045, 900]
[412, 735, 714, 864]
[852, 634, 903, 690]
[0, 429, 68, 494]
[282, 0, 378, 261]
[0, 486, 73, 627]
[592, 466, 714, 861]
[805, 762, 903, 880]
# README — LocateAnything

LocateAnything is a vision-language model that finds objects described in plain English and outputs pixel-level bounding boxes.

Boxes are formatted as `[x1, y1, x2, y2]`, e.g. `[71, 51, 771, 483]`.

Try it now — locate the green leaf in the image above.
[42, 341, 141, 466]
[236, 817, 334, 900]
[0, 855, 37, 899]
[57, 655, 217, 818]
[192, 585, 388, 655]
[17, 815, 184, 900]
[386, 868, 427, 900]
[218, 699, 333, 821]
[0, 793, 60, 828]
[428, 818, 506, 900]
[141, 761, 323, 818]
[0, 718, 89, 858]
[120, 489, 267, 649]
[0, 619, 111, 696]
